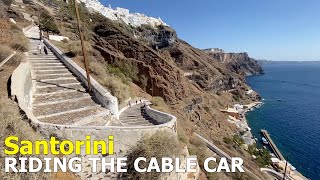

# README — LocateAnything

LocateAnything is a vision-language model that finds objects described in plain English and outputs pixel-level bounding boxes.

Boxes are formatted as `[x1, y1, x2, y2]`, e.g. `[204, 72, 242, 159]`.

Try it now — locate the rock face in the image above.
[92, 19, 190, 104]
[204, 50, 264, 76]
[90, 15, 261, 102]
[137, 25, 177, 49]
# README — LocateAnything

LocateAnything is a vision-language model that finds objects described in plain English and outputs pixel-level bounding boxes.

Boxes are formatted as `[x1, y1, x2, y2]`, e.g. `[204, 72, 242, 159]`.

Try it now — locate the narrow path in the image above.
[26, 26, 112, 126]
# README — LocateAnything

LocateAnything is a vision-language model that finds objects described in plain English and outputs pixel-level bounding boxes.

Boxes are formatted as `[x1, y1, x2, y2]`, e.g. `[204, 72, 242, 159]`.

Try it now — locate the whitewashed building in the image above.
[79, 0, 167, 27]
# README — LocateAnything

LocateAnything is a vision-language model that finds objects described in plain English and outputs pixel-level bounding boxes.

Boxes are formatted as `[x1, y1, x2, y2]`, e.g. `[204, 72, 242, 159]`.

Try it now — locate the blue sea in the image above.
[246, 62, 320, 180]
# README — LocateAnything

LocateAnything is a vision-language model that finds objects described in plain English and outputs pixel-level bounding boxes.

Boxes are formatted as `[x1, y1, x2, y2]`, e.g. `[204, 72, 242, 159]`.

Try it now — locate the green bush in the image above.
[223, 134, 244, 146]
[256, 149, 272, 167]
[39, 10, 60, 34]
[108, 66, 128, 84]
[108, 59, 139, 82]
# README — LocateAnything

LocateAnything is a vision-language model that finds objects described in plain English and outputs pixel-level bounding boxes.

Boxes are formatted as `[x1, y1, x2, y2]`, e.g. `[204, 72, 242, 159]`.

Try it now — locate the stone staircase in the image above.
[25, 26, 158, 128]
[28, 37, 112, 126]
[119, 105, 158, 126]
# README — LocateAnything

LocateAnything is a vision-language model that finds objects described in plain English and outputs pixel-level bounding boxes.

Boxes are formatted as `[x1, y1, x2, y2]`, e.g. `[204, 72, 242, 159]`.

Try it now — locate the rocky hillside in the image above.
[204, 49, 264, 75]
[31, 1, 268, 178]
[48, 1, 264, 134]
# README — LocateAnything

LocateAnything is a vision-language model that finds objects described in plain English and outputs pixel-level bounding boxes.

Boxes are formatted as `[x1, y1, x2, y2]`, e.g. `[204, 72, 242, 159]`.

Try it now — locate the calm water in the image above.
[246, 62, 320, 180]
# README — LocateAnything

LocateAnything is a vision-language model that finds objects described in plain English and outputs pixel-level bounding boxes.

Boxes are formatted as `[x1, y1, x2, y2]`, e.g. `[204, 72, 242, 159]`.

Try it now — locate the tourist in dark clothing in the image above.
[43, 46, 48, 55]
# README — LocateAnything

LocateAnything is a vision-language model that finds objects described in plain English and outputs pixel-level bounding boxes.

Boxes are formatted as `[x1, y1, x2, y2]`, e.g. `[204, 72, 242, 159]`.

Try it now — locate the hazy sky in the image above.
[101, 0, 320, 61]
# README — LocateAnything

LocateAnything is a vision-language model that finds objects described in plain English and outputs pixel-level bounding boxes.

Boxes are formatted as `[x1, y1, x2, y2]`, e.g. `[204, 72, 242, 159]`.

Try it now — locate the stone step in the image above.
[34, 77, 77, 82]
[33, 95, 92, 107]
[123, 121, 153, 126]
[34, 73, 75, 80]
[28, 53, 55, 56]
[121, 118, 152, 124]
[28, 56, 56, 58]
[29, 54, 58, 57]
[34, 78, 80, 87]
[30, 59, 61, 62]
[29, 60, 61, 66]
[32, 66, 66, 70]
[33, 73, 77, 82]
[33, 90, 89, 104]
[38, 106, 107, 125]
[32, 62, 64, 66]
[34, 100, 101, 118]
[33, 89, 84, 97]
[121, 115, 143, 118]
[34, 83, 85, 94]
[72, 110, 110, 126]
[29, 59, 59, 62]
[32, 69, 70, 75]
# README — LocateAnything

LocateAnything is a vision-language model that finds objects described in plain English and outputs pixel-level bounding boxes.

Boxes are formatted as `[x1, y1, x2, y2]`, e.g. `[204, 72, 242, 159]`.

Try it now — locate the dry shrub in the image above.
[50, 40, 69, 52]
[0, 19, 28, 52]
[61, 38, 69, 43]
[8, 52, 24, 66]
[122, 131, 181, 180]
[0, 19, 13, 45]
[68, 40, 92, 57]
[10, 31, 29, 52]
[0, 45, 13, 62]
[103, 76, 131, 104]
[90, 60, 131, 104]
[187, 136, 231, 180]
[0, 98, 50, 180]
[150, 96, 170, 113]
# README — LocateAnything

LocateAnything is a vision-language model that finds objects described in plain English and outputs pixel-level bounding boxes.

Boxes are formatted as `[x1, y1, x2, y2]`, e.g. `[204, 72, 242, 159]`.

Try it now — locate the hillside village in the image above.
[80, 0, 167, 27]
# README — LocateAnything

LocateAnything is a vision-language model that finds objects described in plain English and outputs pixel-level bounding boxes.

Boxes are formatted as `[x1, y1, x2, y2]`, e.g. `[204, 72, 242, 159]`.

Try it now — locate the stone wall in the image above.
[37, 119, 176, 154]
[11, 60, 33, 108]
[145, 105, 177, 125]
[43, 39, 119, 116]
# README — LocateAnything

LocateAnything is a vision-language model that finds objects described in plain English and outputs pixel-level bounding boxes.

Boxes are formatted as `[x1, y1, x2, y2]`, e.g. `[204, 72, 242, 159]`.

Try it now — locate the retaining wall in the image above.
[43, 39, 119, 116]
[11, 61, 33, 108]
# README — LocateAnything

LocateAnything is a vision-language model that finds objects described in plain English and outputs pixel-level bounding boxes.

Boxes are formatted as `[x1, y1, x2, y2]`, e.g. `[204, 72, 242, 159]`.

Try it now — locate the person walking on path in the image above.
[43, 46, 48, 55]
[38, 43, 42, 55]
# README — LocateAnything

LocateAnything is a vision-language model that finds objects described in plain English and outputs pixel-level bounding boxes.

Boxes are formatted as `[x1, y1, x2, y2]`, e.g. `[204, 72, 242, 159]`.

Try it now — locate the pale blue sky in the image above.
[101, 0, 320, 61]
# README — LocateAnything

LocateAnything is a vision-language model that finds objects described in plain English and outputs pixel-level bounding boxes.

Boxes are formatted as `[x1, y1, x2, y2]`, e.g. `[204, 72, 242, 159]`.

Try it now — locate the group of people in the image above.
[128, 99, 144, 108]
[38, 43, 48, 55]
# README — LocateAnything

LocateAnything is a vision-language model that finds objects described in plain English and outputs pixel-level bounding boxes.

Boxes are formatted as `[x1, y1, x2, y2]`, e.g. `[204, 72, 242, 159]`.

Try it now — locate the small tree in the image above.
[39, 11, 59, 34]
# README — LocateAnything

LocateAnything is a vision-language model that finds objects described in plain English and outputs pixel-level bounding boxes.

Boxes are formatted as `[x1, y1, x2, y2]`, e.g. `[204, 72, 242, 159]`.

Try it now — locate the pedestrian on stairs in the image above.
[43, 46, 48, 55]
[38, 43, 42, 55]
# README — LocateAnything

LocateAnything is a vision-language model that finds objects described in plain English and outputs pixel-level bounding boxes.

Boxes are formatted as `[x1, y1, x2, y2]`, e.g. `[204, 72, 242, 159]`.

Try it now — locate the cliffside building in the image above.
[80, 0, 167, 27]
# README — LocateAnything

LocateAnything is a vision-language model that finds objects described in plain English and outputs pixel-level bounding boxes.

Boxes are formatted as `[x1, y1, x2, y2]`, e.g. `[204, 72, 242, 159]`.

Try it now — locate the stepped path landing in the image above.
[119, 104, 158, 126]
[26, 26, 112, 126]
